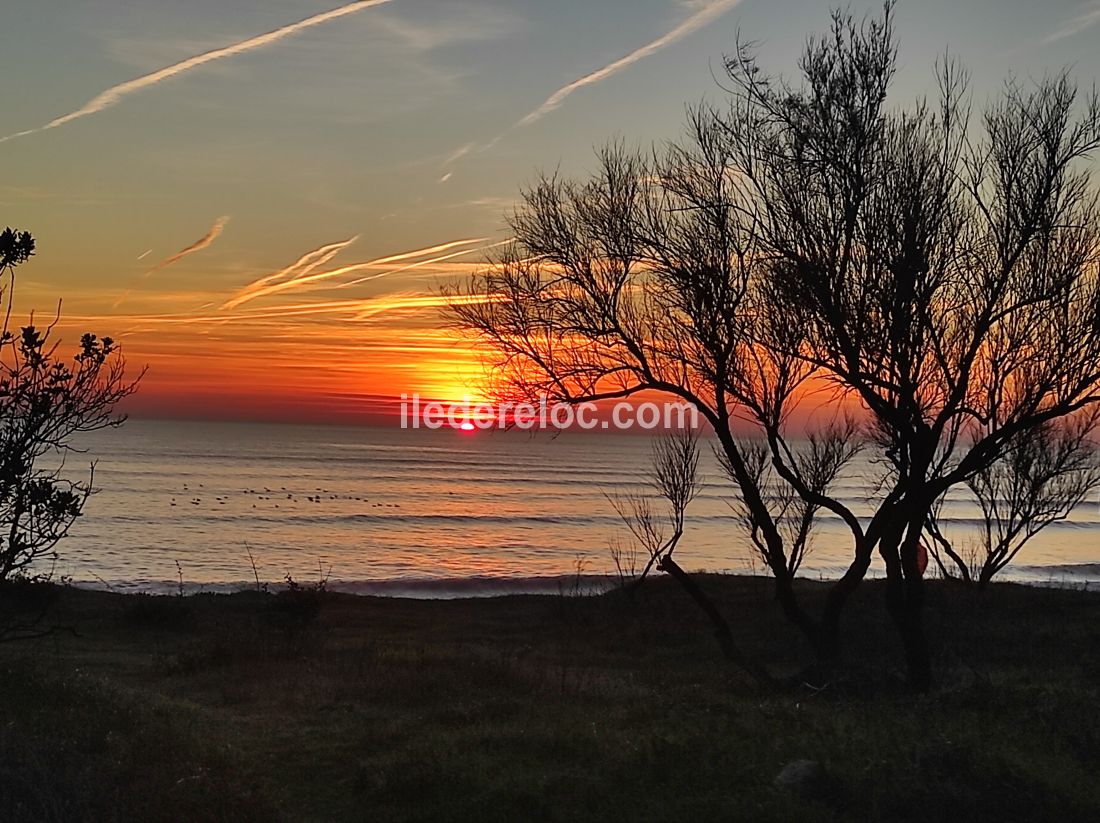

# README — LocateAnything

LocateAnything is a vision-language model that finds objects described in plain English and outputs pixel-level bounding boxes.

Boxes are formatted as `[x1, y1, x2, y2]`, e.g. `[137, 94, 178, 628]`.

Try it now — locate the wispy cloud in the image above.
[0, 0, 394, 144]
[351, 292, 497, 321]
[516, 0, 742, 127]
[443, 142, 478, 165]
[460, 196, 516, 213]
[1045, 1, 1100, 44]
[222, 237, 488, 309]
[441, 0, 741, 171]
[146, 216, 230, 276]
[371, 9, 521, 53]
[242, 236, 361, 294]
[69, 292, 497, 327]
[337, 239, 511, 288]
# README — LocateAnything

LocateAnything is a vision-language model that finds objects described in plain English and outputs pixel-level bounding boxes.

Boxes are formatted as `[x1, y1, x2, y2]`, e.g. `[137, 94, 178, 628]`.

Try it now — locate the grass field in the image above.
[0, 576, 1097, 822]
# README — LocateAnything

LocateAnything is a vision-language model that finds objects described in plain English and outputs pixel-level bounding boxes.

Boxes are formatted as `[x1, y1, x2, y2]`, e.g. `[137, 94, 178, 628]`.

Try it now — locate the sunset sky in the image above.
[3, 0, 1099, 423]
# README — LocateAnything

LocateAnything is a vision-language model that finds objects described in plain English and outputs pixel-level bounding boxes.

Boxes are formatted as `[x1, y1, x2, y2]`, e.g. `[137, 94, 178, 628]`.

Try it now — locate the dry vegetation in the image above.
[1, 578, 1097, 822]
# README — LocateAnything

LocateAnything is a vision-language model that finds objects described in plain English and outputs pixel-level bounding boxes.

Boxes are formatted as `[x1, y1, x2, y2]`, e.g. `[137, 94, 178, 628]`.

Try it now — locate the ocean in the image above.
[50, 419, 1100, 595]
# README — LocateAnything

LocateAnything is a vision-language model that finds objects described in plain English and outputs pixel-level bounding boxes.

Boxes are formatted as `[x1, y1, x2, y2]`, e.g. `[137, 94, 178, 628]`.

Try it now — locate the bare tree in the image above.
[728, 421, 862, 579]
[446, 103, 871, 673]
[721, 3, 1100, 687]
[0, 228, 140, 583]
[609, 430, 773, 683]
[446, 131, 862, 669]
[448, 4, 1100, 689]
[607, 429, 700, 593]
[925, 413, 1100, 586]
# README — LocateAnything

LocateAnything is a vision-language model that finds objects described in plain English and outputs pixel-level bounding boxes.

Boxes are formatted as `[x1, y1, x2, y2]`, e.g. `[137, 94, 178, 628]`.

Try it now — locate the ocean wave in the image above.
[71, 565, 1100, 599]
[1016, 562, 1100, 578]
[72, 573, 625, 599]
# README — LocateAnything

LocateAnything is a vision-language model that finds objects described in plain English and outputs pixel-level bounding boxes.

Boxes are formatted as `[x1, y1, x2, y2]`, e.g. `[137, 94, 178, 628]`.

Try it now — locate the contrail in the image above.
[440, 1, 741, 169]
[146, 216, 230, 276]
[222, 237, 487, 309]
[517, 0, 741, 127]
[243, 235, 360, 293]
[443, 143, 476, 165]
[339, 239, 512, 287]
[71, 300, 381, 326]
[1045, 1, 1100, 43]
[70, 293, 497, 327]
[352, 292, 494, 321]
[0, 0, 393, 144]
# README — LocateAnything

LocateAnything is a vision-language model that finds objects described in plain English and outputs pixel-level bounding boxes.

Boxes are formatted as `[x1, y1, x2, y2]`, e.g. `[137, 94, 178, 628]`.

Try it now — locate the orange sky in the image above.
[23, 249, 499, 424]
[4, 1, 1094, 425]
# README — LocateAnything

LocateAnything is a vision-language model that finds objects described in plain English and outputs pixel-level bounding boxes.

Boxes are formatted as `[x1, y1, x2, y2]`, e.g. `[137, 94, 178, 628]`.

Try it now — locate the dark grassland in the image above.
[0, 576, 1097, 822]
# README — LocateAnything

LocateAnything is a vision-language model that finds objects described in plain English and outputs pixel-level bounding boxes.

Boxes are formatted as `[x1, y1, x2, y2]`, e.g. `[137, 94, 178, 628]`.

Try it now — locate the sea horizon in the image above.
[49, 418, 1100, 596]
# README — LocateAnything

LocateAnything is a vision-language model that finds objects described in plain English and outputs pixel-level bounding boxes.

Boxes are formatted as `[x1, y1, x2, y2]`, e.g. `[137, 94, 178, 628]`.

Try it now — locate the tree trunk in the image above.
[977, 557, 999, 588]
[885, 574, 932, 691]
[817, 545, 874, 663]
[773, 572, 821, 655]
[881, 512, 933, 692]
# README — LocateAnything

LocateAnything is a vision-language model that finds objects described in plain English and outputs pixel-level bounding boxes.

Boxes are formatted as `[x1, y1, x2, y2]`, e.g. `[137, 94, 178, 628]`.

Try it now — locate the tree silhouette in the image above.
[448, 4, 1100, 688]
[722, 6, 1100, 687]
[925, 414, 1100, 586]
[0, 228, 140, 583]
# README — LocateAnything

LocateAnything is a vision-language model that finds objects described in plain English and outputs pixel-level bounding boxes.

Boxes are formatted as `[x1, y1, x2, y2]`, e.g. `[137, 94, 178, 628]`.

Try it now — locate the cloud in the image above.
[443, 142, 477, 165]
[69, 292, 497, 327]
[351, 292, 496, 321]
[1045, 1, 1100, 44]
[145, 216, 230, 276]
[222, 237, 488, 309]
[0, 0, 394, 144]
[517, 0, 741, 127]
[338, 239, 511, 288]
[241, 235, 361, 294]
[371, 9, 522, 53]
[440, 0, 741, 169]
[461, 196, 515, 212]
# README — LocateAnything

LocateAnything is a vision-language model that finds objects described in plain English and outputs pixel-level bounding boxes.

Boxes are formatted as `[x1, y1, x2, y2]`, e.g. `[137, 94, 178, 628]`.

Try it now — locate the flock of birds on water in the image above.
[169, 483, 402, 511]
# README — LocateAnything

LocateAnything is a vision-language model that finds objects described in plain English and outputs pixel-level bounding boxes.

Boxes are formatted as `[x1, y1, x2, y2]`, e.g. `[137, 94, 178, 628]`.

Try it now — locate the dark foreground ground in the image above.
[0, 575, 1097, 822]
